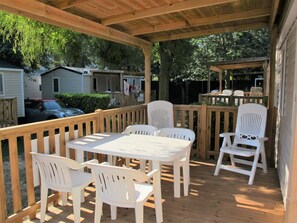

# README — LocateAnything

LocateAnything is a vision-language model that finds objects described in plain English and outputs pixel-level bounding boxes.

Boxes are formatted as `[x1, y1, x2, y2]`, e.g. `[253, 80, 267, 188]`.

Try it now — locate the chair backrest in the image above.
[31, 153, 73, 191]
[147, 100, 174, 129]
[87, 163, 148, 207]
[123, 124, 157, 136]
[233, 90, 244, 96]
[156, 128, 195, 142]
[234, 103, 267, 147]
[222, 89, 232, 95]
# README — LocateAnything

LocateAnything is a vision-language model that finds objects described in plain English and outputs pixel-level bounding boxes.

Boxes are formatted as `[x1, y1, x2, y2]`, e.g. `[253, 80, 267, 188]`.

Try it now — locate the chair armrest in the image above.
[256, 137, 268, 142]
[146, 169, 159, 180]
[219, 132, 235, 138]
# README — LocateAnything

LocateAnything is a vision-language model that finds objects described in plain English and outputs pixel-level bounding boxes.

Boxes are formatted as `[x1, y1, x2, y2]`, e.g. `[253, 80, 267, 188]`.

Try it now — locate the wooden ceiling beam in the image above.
[269, 0, 281, 30]
[50, 0, 91, 10]
[101, 0, 239, 25]
[130, 8, 270, 36]
[210, 66, 223, 73]
[0, 0, 152, 49]
[149, 22, 267, 42]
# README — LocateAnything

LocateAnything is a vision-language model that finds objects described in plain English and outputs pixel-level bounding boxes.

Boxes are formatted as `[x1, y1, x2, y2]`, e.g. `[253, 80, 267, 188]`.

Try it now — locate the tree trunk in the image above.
[159, 42, 170, 100]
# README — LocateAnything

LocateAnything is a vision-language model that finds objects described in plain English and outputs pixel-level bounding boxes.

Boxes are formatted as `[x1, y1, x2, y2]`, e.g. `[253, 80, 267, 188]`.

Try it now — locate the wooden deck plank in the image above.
[24, 160, 285, 223]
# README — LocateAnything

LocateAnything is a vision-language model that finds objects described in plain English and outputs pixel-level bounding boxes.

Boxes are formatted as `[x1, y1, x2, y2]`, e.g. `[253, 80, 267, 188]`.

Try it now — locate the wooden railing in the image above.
[199, 94, 268, 106]
[0, 97, 18, 128]
[0, 103, 271, 222]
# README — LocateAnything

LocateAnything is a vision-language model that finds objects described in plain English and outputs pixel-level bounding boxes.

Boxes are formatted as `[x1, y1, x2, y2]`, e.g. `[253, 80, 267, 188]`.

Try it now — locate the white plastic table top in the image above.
[66, 132, 191, 162]
[66, 132, 192, 200]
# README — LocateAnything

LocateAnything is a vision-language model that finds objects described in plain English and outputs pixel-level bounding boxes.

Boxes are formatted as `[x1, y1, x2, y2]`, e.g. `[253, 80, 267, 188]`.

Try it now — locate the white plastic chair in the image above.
[214, 103, 268, 185]
[123, 124, 158, 170]
[31, 152, 95, 223]
[234, 90, 244, 105]
[222, 89, 233, 95]
[233, 90, 244, 96]
[86, 161, 162, 223]
[147, 100, 174, 129]
[156, 128, 195, 196]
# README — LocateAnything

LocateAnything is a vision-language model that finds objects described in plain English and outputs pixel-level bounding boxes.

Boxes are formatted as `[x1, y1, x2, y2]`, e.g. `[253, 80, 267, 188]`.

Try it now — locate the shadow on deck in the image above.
[25, 160, 284, 223]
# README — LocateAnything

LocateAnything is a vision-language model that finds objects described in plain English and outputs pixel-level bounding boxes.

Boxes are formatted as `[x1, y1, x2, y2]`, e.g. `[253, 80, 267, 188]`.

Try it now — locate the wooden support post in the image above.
[207, 66, 211, 93]
[219, 71, 223, 92]
[142, 46, 152, 103]
[267, 25, 277, 166]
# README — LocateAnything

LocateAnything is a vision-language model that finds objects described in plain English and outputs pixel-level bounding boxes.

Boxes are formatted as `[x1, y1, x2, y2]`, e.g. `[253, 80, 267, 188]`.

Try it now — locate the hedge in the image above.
[55, 93, 110, 113]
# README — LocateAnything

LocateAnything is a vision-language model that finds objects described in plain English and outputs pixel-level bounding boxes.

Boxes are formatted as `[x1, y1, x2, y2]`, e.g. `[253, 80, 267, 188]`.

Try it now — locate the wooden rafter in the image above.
[130, 8, 270, 36]
[101, 0, 239, 25]
[149, 22, 267, 42]
[269, 0, 281, 30]
[50, 0, 91, 10]
[0, 0, 152, 49]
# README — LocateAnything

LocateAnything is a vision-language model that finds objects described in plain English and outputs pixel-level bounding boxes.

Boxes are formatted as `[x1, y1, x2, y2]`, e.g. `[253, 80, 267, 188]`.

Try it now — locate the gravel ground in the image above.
[3, 154, 28, 216]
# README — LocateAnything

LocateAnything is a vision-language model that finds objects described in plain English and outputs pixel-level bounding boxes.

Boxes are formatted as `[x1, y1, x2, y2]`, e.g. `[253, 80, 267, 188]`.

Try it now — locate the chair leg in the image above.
[214, 151, 224, 176]
[110, 205, 117, 220]
[71, 188, 82, 223]
[182, 162, 190, 196]
[94, 193, 102, 223]
[139, 159, 147, 172]
[61, 192, 68, 206]
[40, 186, 48, 223]
[135, 203, 144, 223]
[125, 157, 131, 167]
[248, 152, 260, 185]
[261, 145, 267, 173]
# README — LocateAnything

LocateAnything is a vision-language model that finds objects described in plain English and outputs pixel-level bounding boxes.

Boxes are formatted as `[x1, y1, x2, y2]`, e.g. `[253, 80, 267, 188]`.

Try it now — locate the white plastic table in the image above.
[66, 133, 192, 199]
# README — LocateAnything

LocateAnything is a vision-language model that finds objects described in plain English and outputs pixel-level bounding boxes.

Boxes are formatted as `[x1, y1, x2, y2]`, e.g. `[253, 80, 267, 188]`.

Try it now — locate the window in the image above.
[0, 74, 4, 95]
[53, 78, 60, 93]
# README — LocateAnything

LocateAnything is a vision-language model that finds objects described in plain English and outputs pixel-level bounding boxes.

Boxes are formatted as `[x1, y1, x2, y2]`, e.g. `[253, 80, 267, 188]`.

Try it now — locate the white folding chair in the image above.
[156, 127, 195, 196]
[214, 103, 268, 185]
[31, 152, 95, 223]
[147, 100, 174, 129]
[86, 161, 162, 223]
[123, 124, 158, 170]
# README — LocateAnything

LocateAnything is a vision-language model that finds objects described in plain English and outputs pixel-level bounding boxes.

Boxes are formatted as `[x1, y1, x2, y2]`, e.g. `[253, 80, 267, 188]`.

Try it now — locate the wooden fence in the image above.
[0, 103, 271, 222]
[0, 97, 18, 128]
[199, 94, 268, 106]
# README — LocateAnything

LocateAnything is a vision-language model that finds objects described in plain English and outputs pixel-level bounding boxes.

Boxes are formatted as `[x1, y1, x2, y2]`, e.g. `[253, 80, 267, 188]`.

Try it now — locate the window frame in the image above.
[53, 77, 60, 93]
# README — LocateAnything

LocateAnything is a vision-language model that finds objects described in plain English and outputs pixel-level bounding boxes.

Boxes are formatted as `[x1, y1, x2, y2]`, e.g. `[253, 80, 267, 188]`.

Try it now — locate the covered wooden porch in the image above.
[23, 159, 284, 223]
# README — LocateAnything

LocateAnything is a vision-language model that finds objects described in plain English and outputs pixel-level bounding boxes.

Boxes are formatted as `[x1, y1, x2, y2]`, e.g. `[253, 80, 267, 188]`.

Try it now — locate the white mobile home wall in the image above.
[24, 73, 42, 99]
[41, 68, 91, 99]
[0, 68, 24, 117]
[276, 0, 297, 209]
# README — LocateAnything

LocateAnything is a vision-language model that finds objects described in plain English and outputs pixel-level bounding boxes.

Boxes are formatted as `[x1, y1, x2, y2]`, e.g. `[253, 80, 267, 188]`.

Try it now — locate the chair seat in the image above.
[221, 146, 256, 157]
[135, 183, 154, 203]
[70, 170, 93, 188]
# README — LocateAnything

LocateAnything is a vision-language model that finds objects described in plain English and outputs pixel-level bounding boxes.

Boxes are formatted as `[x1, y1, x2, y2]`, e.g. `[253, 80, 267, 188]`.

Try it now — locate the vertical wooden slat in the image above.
[224, 111, 229, 133]
[23, 133, 36, 220]
[9, 137, 22, 216]
[214, 110, 221, 158]
[0, 140, 7, 222]
[59, 127, 66, 157]
[48, 129, 55, 154]
[181, 110, 185, 127]
[189, 110, 194, 130]
[199, 105, 207, 159]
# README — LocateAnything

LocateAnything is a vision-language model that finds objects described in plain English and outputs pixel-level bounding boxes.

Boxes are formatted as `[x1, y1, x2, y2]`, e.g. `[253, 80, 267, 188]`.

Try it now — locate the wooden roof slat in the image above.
[130, 7, 270, 36]
[149, 22, 267, 42]
[51, 0, 91, 10]
[0, 0, 152, 48]
[101, 0, 239, 25]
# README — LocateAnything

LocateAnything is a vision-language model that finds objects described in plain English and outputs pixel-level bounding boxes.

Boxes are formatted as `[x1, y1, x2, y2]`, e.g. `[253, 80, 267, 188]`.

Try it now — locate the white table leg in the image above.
[152, 161, 163, 223]
[173, 159, 180, 198]
[75, 150, 84, 163]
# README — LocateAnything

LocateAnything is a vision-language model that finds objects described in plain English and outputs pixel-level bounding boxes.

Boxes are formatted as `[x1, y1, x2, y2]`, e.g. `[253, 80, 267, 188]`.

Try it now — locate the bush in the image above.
[55, 93, 110, 113]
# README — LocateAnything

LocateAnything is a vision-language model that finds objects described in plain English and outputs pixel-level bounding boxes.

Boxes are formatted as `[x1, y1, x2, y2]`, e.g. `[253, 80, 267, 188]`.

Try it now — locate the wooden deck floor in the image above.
[25, 160, 285, 223]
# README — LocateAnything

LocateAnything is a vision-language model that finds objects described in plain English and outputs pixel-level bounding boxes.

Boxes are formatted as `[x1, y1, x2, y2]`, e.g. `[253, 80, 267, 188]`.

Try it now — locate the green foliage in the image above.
[54, 93, 110, 113]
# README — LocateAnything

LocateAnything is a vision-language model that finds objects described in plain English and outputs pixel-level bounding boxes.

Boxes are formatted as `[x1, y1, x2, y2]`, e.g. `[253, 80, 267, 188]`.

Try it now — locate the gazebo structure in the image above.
[2, 1, 297, 223]
[208, 57, 269, 94]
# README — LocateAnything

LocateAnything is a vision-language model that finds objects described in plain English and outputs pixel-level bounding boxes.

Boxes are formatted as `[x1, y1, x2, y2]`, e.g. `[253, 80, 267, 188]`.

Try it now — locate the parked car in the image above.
[24, 99, 84, 123]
